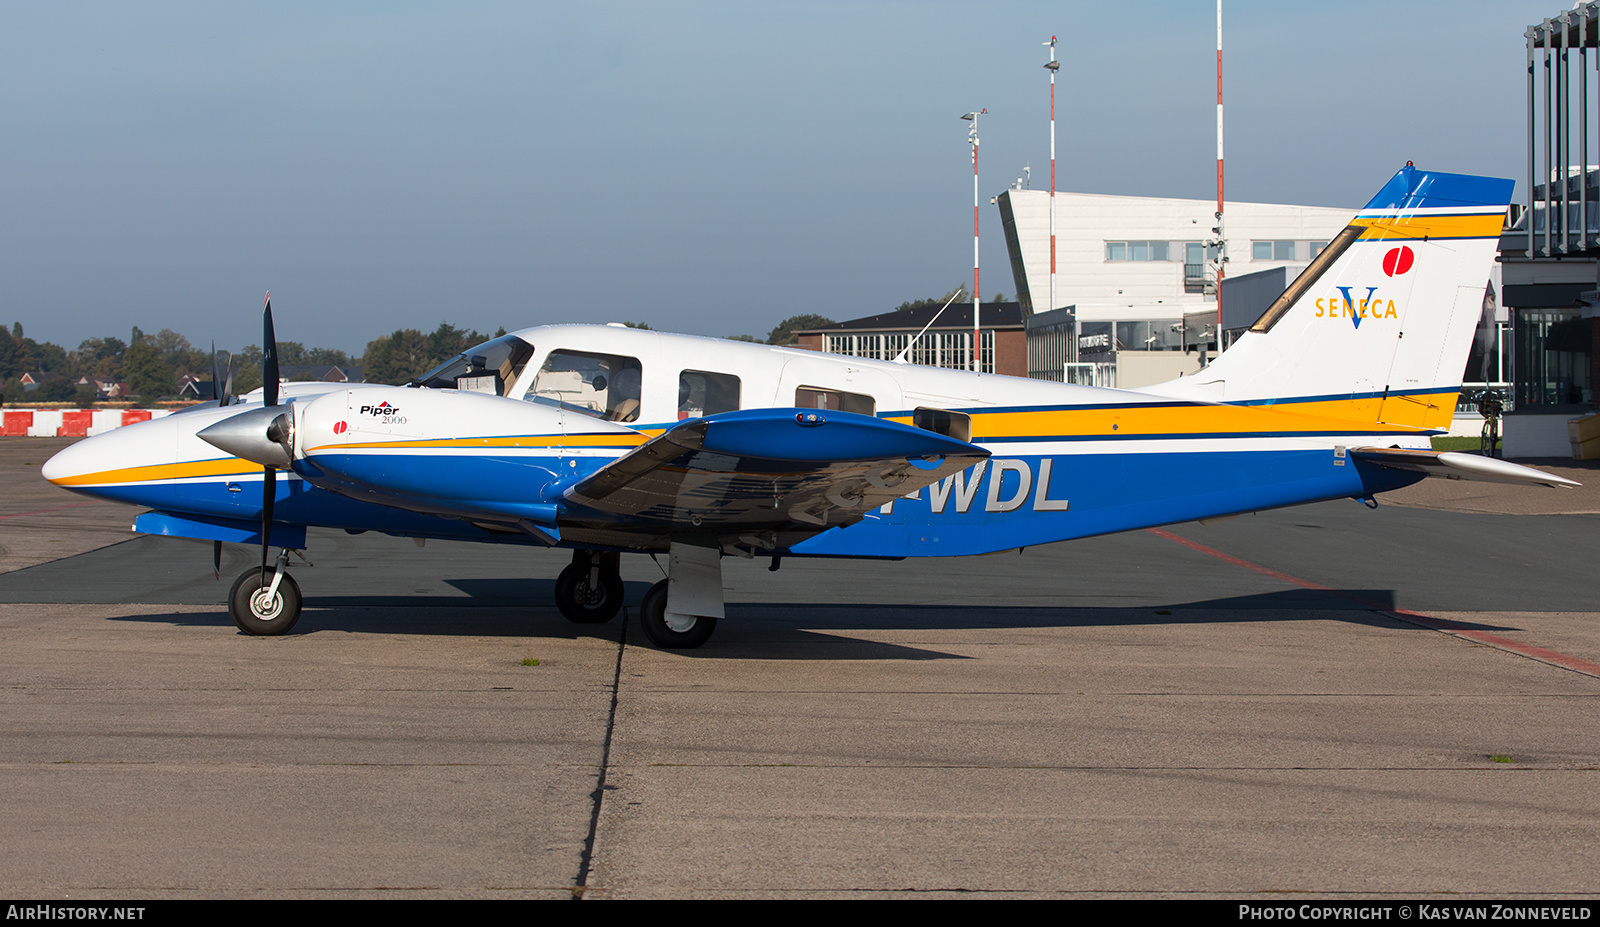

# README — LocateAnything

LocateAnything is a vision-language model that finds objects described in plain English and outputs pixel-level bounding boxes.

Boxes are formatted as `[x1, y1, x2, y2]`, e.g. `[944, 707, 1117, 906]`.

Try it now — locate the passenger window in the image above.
[526, 350, 643, 422]
[679, 370, 741, 420]
[796, 386, 875, 417]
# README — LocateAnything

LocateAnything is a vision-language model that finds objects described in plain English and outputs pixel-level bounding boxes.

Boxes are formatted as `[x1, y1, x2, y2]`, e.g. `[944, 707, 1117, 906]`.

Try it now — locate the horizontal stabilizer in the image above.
[564, 408, 989, 532]
[1350, 447, 1580, 488]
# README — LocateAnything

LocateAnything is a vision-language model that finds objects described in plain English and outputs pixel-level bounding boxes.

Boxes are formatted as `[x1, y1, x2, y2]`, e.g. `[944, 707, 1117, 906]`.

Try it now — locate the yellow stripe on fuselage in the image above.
[1351, 212, 1504, 241]
[885, 392, 1453, 440]
[302, 431, 658, 453]
[48, 457, 261, 487]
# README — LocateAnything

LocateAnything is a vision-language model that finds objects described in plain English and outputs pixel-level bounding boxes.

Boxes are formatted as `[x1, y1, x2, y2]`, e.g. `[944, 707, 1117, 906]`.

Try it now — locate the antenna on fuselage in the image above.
[892, 287, 967, 365]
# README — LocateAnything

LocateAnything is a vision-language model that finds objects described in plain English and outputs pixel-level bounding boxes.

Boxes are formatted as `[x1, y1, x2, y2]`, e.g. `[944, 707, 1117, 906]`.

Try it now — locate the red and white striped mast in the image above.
[1212, 0, 1226, 346]
[962, 109, 985, 371]
[1044, 37, 1059, 315]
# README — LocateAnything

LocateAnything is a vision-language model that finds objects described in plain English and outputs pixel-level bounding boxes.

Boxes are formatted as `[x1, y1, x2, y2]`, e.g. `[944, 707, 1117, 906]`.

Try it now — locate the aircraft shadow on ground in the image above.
[93, 586, 1526, 662]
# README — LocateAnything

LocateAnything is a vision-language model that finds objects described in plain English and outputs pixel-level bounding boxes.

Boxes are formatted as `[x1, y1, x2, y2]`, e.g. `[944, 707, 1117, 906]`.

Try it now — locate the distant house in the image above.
[20, 371, 75, 395]
[90, 379, 129, 399]
[177, 375, 220, 402]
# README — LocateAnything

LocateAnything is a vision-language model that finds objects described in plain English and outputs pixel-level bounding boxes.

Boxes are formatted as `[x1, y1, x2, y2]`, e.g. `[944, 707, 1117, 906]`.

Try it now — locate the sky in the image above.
[0, 0, 1573, 355]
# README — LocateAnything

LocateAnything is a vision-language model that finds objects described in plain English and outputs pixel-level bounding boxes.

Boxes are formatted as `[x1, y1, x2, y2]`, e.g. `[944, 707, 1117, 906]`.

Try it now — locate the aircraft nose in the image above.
[41, 433, 101, 485]
[41, 417, 176, 493]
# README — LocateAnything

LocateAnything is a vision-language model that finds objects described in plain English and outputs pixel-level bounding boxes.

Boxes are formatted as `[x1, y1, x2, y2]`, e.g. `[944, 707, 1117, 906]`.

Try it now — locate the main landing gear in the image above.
[554, 550, 624, 624]
[637, 541, 722, 649]
[228, 549, 304, 636]
[555, 543, 725, 648]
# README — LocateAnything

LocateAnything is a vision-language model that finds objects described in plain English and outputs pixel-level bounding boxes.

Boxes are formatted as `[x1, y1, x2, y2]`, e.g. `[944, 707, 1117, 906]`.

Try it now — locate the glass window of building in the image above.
[1513, 309, 1592, 408]
[1252, 241, 1299, 260]
[1115, 320, 1183, 351]
[1105, 241, 1171, 261]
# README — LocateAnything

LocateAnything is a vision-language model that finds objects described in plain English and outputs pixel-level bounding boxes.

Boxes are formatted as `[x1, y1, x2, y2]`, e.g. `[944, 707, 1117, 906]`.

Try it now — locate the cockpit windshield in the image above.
[409, 335, 535, 397]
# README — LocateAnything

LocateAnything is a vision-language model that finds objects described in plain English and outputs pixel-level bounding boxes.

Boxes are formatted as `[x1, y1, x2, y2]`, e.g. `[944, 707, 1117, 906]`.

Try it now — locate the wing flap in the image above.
[1350, 446, 1580, 488]
[563, 408, 989, 533]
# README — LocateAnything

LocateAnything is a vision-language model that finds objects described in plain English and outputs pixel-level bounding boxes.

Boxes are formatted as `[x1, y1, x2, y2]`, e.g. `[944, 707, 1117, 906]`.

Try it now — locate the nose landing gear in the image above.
[228, 549, 304, 635]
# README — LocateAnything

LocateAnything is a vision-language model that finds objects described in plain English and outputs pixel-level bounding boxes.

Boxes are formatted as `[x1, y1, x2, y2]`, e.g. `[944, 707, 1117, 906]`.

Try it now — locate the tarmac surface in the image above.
[1, 436, 1596, 899]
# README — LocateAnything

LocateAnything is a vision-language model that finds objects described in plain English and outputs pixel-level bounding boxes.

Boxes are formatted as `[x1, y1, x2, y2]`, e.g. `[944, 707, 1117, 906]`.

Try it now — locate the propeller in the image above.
[260, 293, 280, 577]
[196, 294, 293, 580]
[212, 339, 223, 578]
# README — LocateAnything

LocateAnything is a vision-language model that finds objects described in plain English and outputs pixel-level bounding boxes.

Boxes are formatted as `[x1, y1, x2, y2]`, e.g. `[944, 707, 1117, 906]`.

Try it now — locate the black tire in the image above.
[638, 579, 716, 649]
[554, 560, 624, 623]
[228, 567, 302, 636]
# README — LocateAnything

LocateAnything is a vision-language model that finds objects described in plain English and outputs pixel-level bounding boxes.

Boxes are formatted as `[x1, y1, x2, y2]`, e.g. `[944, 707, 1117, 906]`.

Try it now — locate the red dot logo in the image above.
[1382, 245, 1414, 277]
[332, 421, 348, 434]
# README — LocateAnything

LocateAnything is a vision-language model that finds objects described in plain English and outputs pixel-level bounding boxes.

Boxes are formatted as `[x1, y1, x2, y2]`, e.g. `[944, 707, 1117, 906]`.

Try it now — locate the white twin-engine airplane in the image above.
[42, 166, 1577, 648]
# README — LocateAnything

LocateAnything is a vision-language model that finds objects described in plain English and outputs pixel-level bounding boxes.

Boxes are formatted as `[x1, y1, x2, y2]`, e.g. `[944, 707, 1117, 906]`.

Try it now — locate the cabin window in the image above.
[679, 370, 740, 420]
[796, 386, 875, 416]
[410, 335, 535, 397]
[526, 350, 643, 422]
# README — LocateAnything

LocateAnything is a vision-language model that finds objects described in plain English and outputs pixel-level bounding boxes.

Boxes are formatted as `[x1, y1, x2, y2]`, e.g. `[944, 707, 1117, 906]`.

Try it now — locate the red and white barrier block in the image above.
[1, 409, 170, 437]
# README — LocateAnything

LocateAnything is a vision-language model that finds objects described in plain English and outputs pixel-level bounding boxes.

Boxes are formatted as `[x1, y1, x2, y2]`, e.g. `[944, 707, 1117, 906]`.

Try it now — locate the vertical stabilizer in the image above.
[1146, 166, 1512, 430]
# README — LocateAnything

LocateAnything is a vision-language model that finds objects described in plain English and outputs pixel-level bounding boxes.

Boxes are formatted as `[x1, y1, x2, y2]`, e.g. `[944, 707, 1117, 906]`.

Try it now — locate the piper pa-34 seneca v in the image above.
[42, 166, 1578, 648]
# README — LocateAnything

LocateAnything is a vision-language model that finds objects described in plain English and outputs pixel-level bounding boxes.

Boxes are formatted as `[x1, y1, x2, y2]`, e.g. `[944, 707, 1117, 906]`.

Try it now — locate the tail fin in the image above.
[1148, 166, 1512, 430]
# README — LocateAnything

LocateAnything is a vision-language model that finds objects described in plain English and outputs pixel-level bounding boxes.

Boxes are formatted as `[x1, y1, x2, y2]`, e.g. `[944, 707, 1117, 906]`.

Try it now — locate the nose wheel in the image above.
[228, 562, 302, 635]
[554, 550, 624, 623]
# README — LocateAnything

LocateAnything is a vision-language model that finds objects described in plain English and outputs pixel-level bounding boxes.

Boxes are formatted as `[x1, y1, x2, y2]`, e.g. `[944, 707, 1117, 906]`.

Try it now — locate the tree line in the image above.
[1, 311, 974, 404]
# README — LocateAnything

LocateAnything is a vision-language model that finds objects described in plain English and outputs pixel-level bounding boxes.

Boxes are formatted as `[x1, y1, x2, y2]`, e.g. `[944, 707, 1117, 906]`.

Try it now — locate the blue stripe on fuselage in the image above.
[791, 448, 1422, 557]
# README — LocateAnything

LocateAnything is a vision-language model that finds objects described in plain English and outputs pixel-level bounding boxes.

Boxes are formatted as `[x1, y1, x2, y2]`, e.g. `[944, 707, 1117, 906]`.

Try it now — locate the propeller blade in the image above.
[263, 293, 279, 408]
[210, 341, 223, 405]
[261, 466, 276, 574]
[213, 540, 222, 580]
[222, 353, 234, 406]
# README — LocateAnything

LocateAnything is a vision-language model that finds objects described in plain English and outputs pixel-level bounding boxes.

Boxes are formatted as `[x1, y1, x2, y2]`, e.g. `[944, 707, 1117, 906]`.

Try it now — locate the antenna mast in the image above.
[1044, 36, 1059, 316]
[961, 109, 986, 371]
[1213, 0, 1226, 349]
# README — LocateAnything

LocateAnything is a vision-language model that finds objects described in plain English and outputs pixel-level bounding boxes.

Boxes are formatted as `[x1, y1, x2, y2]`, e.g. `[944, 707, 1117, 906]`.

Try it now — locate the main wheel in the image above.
[228, 567, 302, 636]
[638, 579, 716, 649]
[554, 560, 624, 623]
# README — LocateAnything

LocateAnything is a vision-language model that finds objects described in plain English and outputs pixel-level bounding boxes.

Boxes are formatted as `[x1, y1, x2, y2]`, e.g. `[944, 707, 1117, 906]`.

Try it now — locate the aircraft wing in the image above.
[562, 408, 988, 533]
[1350, 446, 1580, 488]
